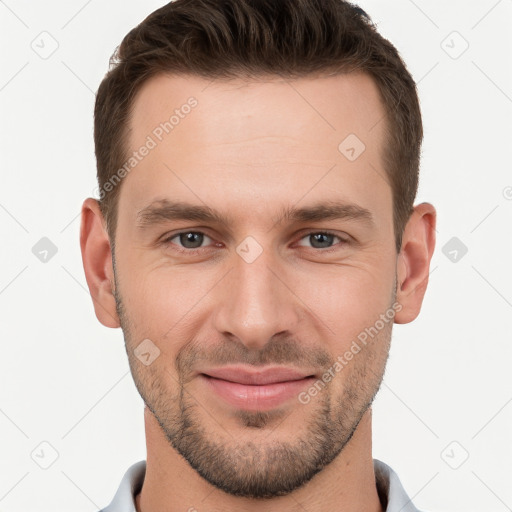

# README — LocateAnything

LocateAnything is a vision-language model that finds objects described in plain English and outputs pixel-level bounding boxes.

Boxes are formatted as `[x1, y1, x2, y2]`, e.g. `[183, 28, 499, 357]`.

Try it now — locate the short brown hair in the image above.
[94, 0, 422, 252]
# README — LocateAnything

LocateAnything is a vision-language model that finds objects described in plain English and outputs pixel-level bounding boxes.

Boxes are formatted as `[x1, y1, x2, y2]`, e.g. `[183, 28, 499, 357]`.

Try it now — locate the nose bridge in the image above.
[213, 241, 299, 349]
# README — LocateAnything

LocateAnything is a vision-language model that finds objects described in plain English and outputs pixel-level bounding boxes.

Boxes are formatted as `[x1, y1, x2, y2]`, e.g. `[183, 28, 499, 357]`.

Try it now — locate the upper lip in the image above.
[201, 366, 315, 385]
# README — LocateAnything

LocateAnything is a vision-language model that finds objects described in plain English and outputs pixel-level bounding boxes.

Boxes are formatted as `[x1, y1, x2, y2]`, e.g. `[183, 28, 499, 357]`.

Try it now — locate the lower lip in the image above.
[200, 374, 315, 411]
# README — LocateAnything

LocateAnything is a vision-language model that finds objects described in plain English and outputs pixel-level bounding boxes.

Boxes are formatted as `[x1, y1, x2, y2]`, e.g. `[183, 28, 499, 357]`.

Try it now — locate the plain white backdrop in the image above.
[1, 1, 511, 511]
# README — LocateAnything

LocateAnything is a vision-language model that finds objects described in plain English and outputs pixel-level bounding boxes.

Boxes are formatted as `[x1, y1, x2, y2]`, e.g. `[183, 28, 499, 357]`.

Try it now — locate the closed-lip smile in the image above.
[199, 365, 317, 411]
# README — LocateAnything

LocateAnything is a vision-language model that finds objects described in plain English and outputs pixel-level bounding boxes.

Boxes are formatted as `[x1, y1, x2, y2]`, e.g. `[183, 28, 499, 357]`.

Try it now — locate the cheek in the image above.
[119, 262, 213, 337]
[291, 261, 396, 345]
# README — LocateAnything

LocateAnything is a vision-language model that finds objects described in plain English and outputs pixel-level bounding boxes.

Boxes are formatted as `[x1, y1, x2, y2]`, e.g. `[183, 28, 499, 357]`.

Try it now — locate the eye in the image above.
[160, 230, 349, 254]
[164, 231, 215, 251]
[296, 231, 348, 250]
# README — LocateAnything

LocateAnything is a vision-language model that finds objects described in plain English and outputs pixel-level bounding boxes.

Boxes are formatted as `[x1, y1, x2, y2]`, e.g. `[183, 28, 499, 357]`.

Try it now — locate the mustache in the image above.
[174, 334, 333, 374]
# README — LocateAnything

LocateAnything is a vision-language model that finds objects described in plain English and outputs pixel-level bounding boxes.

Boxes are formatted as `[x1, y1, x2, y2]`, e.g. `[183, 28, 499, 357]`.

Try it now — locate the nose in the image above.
[212, 245, 302, 351]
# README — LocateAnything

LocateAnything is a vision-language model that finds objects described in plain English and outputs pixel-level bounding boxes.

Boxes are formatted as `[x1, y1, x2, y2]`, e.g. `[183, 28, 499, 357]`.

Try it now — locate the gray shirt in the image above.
[100, 459, 421, 511]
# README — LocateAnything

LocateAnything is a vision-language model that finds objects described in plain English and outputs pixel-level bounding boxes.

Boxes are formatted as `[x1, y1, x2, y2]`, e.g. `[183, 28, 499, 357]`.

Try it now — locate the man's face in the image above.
[113, 72, 397, 498]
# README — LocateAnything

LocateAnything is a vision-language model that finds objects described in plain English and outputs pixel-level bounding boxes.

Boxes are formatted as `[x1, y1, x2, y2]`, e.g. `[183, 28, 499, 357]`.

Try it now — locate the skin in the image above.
[80, 71, 436, 512]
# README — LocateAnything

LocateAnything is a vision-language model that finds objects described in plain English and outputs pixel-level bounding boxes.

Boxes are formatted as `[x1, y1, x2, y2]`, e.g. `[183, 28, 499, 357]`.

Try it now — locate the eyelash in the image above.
[160, 230, 349, 254]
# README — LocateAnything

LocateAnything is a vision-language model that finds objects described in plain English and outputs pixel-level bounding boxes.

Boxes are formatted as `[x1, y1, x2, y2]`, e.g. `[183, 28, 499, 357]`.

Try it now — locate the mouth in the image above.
[198, 366, 317, 411]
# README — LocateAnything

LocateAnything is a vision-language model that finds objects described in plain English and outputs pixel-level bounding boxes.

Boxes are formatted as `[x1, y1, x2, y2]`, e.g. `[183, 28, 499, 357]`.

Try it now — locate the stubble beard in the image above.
[112, 267, 393, 499]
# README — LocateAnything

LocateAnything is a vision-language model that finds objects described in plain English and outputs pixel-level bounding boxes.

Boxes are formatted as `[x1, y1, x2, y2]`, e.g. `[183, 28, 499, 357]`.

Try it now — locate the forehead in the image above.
[119, 71, 391, 231]
[129, 71, 386, 155]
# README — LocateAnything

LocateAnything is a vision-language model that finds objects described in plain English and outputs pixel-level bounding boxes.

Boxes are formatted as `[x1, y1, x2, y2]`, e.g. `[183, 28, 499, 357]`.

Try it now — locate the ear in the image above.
[80, 198, 120, 328]
[394, 202, 436, 324]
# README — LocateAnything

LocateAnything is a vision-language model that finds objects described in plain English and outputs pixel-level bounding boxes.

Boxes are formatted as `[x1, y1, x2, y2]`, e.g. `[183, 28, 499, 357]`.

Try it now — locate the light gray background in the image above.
[1, 1, 511, 511]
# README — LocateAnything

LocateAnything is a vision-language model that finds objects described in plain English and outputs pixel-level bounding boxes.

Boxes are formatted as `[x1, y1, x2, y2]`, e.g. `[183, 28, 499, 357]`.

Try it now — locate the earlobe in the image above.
[80, 198, 121, 328]
[394, 202, 436, 324]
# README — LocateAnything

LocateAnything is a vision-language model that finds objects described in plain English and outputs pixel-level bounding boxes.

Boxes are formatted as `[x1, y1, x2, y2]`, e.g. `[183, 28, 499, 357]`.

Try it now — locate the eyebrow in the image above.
[136, 199, 375, 230]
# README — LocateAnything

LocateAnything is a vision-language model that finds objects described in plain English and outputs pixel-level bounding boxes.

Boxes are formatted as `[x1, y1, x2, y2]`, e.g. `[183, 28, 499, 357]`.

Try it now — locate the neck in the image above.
[135, 407, 383, 512]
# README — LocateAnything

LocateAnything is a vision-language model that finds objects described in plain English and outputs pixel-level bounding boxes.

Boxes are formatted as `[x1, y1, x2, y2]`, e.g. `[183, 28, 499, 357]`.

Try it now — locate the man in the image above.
[80, 0, 436, 510]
